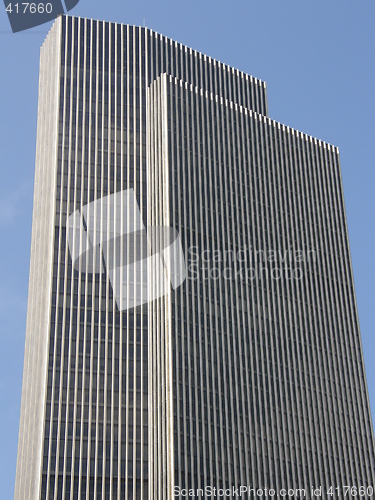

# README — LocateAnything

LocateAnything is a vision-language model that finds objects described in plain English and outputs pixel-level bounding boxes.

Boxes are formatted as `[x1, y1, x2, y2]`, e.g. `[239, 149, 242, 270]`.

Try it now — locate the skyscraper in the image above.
[15, 15, 375, 500]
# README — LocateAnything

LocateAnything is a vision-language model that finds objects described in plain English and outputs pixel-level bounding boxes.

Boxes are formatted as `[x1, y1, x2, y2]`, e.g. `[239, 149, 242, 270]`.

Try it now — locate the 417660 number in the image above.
[6, 3, 53, 14]
[327, 486, 374, 497]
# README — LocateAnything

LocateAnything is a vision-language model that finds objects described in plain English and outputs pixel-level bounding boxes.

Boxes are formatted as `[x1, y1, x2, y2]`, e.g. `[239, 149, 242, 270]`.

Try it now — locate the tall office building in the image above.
[15, 15, 374, 500]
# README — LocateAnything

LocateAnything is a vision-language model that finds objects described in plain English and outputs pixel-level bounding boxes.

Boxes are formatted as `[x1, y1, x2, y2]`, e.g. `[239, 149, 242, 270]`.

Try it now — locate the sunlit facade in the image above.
[15, 15, 374, 500]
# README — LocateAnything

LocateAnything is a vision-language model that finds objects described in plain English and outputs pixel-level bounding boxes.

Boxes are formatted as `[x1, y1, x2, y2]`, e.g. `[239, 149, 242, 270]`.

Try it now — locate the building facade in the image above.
[15, 15, 374, 500]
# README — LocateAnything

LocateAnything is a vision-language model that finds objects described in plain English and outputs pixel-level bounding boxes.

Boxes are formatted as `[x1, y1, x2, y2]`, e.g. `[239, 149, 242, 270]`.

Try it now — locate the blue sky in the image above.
[0, 1, 374, 496]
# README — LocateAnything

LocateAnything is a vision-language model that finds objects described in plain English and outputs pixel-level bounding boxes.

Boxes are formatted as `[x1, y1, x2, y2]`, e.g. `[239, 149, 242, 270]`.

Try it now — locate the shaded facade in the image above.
[148, 75, 375, 498]
[15, 14, 374, 500]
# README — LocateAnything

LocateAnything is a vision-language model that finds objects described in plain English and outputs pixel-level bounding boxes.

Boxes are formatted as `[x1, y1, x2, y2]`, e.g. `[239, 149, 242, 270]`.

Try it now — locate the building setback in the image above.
[15, 15, 375, 500]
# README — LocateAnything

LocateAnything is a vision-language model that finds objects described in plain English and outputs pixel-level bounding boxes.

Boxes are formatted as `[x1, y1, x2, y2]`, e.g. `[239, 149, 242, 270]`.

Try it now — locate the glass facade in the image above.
[15, 14, 375, 500]
[148, 75, 375, 498]
[15, 16, 268, 500]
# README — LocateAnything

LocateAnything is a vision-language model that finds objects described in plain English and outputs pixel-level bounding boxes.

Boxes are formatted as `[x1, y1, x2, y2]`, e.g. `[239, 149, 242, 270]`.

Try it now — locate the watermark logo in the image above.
[67, 189, 186, 311]
[4, 0, 79, 33]
[187, 246, 316, 283]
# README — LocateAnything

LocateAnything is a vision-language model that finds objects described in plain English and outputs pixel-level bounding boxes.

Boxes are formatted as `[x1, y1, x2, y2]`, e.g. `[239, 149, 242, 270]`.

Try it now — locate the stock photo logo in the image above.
[3, 0, 79, 33]
[67, 189, 186, 311]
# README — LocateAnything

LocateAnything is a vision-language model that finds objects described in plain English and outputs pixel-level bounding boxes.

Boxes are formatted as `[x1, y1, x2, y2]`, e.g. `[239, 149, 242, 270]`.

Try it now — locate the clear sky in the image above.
[1, 1, 374, 497]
